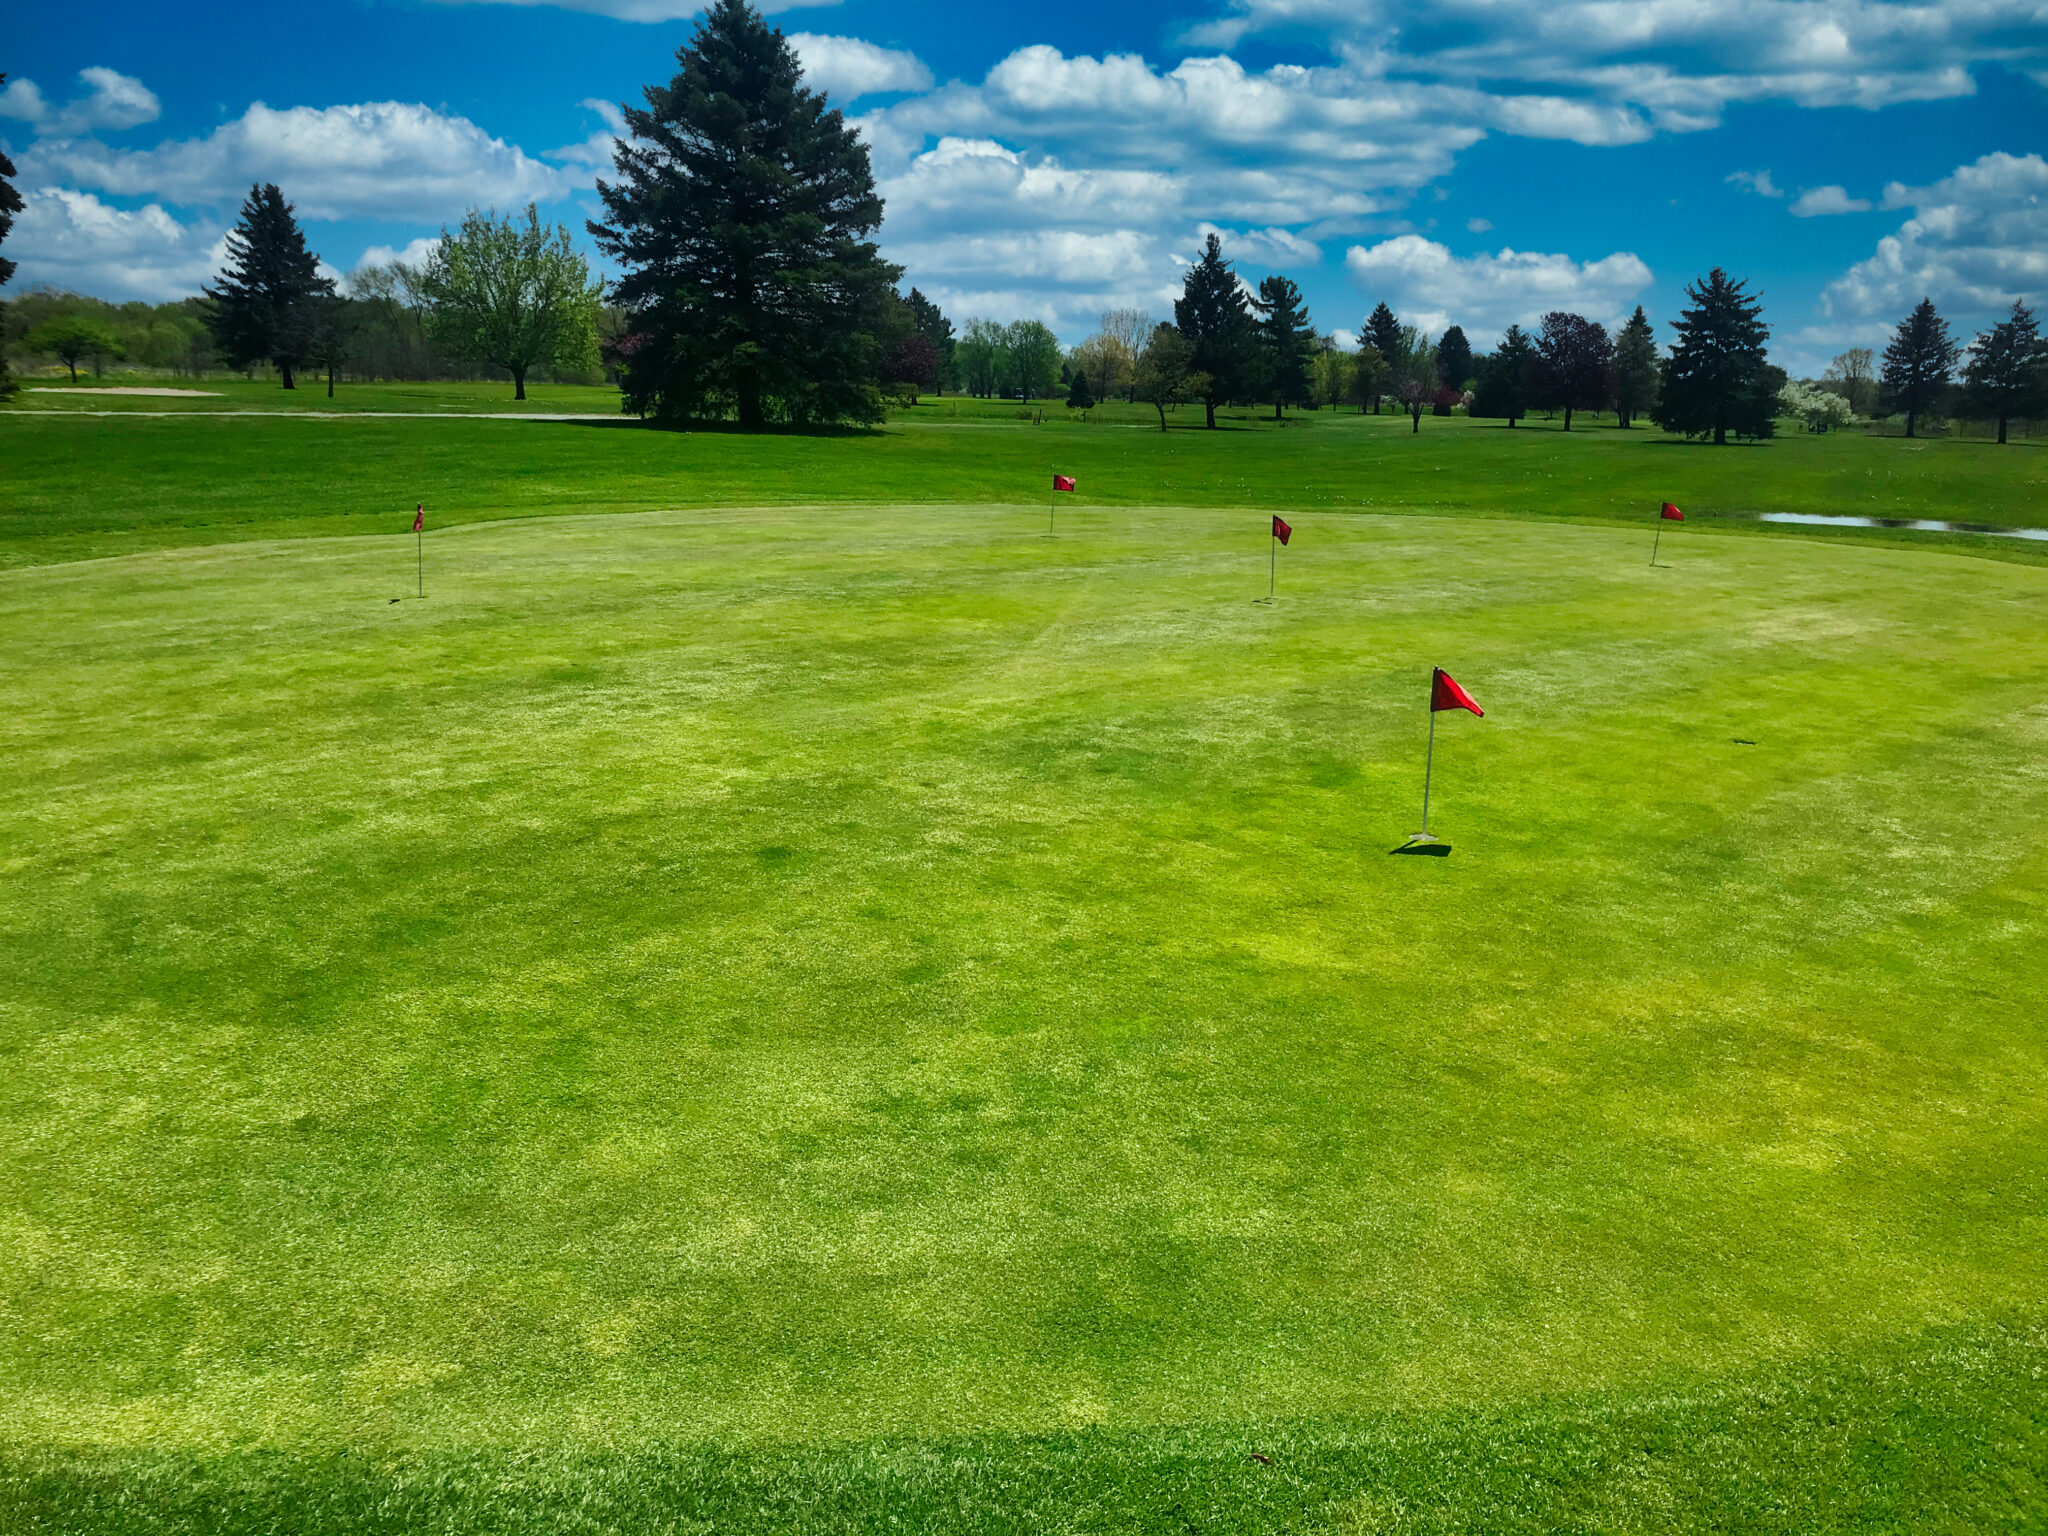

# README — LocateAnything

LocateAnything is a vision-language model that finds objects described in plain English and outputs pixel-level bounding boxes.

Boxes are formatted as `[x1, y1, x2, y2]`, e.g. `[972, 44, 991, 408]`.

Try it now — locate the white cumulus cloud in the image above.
[21, 100, 570, 221]
[0, 67, 161, 137]
[1821, 152, 2048, 323]
[1185, 0, 2045, 123]
[6, 188, 224, 302]
[1343, 235, 1653, 342]
[1790, 185, 1873, 216]
[790, 35, 934, 101]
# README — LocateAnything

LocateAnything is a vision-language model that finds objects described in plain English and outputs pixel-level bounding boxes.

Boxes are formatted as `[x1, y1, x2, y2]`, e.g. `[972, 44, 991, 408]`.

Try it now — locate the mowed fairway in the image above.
[2, 501, 2045, 1528]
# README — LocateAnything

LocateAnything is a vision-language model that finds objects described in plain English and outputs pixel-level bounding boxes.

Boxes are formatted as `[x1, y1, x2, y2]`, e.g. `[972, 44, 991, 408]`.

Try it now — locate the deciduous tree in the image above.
[204, 183, 335, 390]
[27, 315, 122, 382]
[1007, 320, 1062, 401]
[591, 0, 902, 426]
[1879, 297, 1957, 438]
[1611, 306, 1659, 428]
[1653, 268, 1779, 444]
[1099, 308, 1152, 402]
[1174, 233, 1252, 428]
[1822, 348, 1876, 417]
[420, 205, 600, 400]
[0, 82, 21, 403]
[1961, 301, 2045, 445]
[1534, 311, 1614, 430]
[1133, 322, 1194, 430]
[1394, 325, 1436, 433]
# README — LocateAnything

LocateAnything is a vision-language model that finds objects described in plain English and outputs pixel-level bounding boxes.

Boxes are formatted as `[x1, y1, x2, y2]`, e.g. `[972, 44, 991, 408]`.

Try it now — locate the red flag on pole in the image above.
[413, 504, 425, 532]
[1271, 515, 1291, 545]
[1430, 667, 1483, 716]
[1660, 502, 1684, 521]
[1053, 475, 1076, 492]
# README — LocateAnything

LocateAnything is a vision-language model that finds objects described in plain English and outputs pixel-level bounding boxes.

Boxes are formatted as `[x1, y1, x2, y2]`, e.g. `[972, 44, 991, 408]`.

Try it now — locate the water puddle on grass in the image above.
[1759, 512, 2048, 541]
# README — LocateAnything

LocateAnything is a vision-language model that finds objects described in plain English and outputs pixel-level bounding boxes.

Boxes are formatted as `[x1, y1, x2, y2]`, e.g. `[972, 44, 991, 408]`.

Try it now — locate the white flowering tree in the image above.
[1780, 379, 1856, 432]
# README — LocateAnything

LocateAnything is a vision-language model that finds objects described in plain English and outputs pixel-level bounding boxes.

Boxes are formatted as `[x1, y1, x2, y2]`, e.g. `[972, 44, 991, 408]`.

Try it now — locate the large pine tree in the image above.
[1471, 324, 1534, 425]
[204, 183, 334, 389]
[1174, 233, 1252, 428]
[592, 0, 901, 427]
[1880, 297, 1958, 439]
[0, 79, 25, 404]
[1653, 269, 1780, 444]
[1435, 325, 1473, 393]
[1961, 301, 2045, 445]
[1611, 306, 1660, 428]
[1252, 274, 1316, 419]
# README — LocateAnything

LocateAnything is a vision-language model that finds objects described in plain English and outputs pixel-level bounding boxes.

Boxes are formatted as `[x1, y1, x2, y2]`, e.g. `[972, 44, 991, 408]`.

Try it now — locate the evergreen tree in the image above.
[421, 205, 601, 400]
[1961, 301, 2044, 445]
[1880, 297, 1958, 439]
[1065, 366, 1094, 410]
[1471, 324, 1535, 425]
[1653, 268, 1779, 444]
[1611, 306, 1660, 428]
[1173, 233, 1252, 428]
[1360, 303, 1402, 411]
[1534, 311, 1614, 430]
[591, 0, 902, 427]
[905, 287, 954, 390]
[1252, 274, 1316, 419]
[1364, 303, 1402, 370]
[1436, 325, 1473, 392]
[204, 183, 335, 389]
[0, 81, 21, 403]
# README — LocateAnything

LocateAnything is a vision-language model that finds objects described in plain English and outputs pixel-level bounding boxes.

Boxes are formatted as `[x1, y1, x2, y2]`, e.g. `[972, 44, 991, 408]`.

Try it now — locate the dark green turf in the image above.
[2, 399, 2043, 569]
[5, 1324, 2040, 1534]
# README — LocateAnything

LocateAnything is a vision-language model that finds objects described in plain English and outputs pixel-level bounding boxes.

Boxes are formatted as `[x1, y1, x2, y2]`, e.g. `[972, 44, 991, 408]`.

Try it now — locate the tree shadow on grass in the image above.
[1641, 437, 1772, 449]
[554, 416, 886, 439]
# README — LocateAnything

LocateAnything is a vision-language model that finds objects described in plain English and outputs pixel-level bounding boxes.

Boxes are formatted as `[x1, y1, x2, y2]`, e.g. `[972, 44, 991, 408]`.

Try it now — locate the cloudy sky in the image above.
[5, 0, 2045, 372]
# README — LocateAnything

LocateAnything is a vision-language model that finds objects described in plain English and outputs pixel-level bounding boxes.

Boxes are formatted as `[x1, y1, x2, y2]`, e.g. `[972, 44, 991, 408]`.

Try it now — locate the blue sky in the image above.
[5, 0, 2045, 373]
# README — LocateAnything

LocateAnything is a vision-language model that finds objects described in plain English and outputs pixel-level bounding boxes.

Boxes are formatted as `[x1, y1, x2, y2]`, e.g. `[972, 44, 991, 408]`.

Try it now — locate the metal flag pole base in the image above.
[1649, 523, 1663, 568]
[1413, 706, 1438, 842]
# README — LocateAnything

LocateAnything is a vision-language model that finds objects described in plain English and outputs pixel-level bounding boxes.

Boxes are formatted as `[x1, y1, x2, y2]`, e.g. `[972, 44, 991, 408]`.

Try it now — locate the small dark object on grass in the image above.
[389, 598, 400, 604]
[1733, 738, 1756, 744]
[1249, 1452, 1273, 1465]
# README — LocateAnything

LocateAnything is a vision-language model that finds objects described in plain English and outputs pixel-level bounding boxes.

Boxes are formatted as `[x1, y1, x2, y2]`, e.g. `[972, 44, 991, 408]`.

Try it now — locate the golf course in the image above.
[2, 398, 2044, 1531]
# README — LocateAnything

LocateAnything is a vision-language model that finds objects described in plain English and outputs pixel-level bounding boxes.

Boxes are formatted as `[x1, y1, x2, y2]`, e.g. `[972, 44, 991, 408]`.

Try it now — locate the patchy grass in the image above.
[2, 503, 2043, 1526]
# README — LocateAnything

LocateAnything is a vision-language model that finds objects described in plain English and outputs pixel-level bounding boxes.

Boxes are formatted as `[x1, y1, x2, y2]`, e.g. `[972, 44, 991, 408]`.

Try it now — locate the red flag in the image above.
[1430, 667, 1483, 717]
[1271, 515, 1291, 545]
[413, 505, 425, 532]
[1660, 502, 1684, 521]
[1053, 475, 1076, 492]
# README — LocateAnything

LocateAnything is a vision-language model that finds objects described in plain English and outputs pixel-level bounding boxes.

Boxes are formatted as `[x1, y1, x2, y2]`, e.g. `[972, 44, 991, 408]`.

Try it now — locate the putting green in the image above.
[1, 506, 2043, 1516]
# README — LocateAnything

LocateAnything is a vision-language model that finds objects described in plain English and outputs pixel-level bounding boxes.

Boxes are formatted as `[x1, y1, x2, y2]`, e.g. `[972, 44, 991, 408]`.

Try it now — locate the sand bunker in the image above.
[33, 386, 222, 397]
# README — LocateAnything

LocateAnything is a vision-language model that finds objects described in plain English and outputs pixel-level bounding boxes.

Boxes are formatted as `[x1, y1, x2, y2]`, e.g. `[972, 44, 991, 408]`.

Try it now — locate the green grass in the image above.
[2, 499, 2044, 1528]
[2, 397, 2044, 570]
